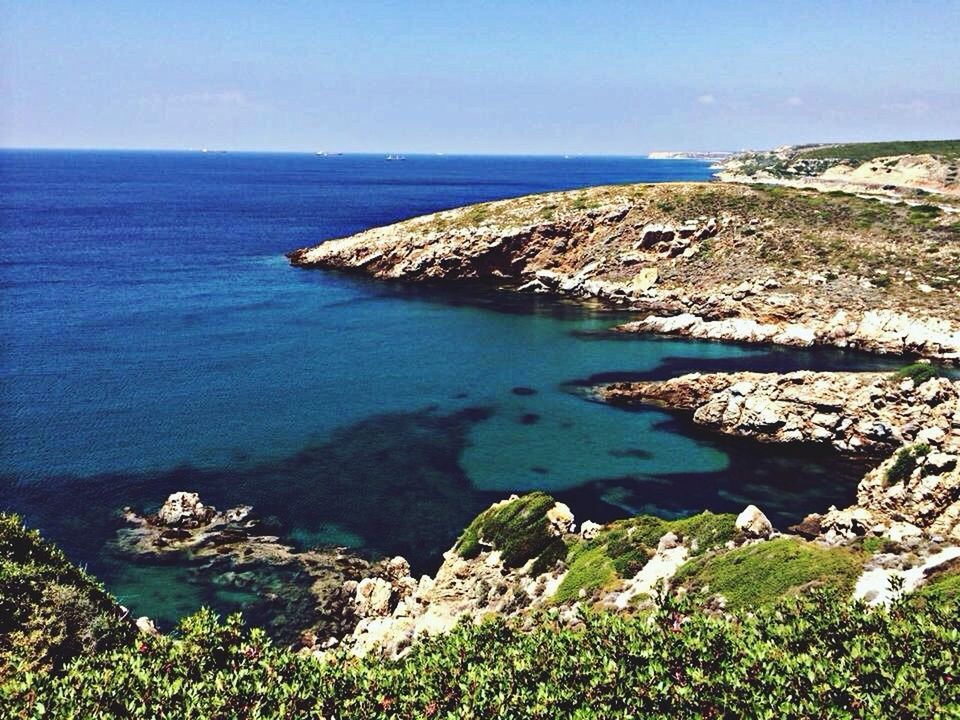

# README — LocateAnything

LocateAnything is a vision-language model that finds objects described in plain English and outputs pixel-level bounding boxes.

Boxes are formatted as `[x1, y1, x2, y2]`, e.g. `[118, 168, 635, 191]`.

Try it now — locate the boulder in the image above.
[579, 520, 602, 541]
[821, 506, 873, 539]
[788, 513, 822, 540]
[155, 492, 215, 528]
[632, 266, 659, 292]
[385, 556, 411, 582]
[735, 505, 773, 539]
[657, 531, 681, 551]
[355, 577, 394, 618]
[546, 502, 575, 536]
[135, 616, 159, 635]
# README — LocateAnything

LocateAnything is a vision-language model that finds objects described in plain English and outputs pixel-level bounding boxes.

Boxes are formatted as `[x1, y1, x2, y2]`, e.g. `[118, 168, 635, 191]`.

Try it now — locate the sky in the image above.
[1, 1, 958, 154]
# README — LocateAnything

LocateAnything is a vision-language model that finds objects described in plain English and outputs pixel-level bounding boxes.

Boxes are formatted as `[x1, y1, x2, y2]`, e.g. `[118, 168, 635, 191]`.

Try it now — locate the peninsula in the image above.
[290, 170, 960, 362]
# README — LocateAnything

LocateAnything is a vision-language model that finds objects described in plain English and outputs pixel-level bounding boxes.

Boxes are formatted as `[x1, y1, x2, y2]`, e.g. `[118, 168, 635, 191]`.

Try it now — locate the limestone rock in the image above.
[735, 505, 773, 539]
[355, 577, 394, 618]
[546, 502, 575, 536]
[657, 531, 681, 551]
[632, 266, 659, 292]
[156, 492, 215, 528]
[135, 616, 159, 635]
[579, 520, 602, 540]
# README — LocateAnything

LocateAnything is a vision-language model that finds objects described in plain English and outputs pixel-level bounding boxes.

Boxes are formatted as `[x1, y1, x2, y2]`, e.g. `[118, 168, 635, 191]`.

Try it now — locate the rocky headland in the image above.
[599, 369, 960, 542]
[290, 181, 960, 362]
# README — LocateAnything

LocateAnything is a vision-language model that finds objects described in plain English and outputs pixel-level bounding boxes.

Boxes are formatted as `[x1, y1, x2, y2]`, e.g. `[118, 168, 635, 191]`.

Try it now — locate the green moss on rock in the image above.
[554, 511, 736, 604]
[675, 537, 864, 609]
[454, 492, 567, 569]
[916, 564, 960, 605]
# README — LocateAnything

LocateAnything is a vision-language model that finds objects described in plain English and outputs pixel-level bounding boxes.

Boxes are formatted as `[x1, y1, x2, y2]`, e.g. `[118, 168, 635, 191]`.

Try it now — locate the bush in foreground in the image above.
[7, 590, 959, 719]
[0, 514, 133, 685]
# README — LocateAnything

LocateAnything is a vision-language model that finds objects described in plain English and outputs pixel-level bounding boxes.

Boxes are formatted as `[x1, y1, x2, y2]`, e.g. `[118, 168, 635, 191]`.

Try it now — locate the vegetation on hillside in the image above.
[8, 592, 958, 719]
[425, 180, 959, 304]
[554, 511, 736, 604]
[0, 514, 134, 684]
[674, 538, 865, 609]
[4, 504, 960, 718]
[797, 139, 960, 162]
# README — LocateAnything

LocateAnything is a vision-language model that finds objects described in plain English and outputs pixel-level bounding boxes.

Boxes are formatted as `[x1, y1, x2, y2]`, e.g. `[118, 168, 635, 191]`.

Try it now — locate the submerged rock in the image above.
[113, 492, 379, 645]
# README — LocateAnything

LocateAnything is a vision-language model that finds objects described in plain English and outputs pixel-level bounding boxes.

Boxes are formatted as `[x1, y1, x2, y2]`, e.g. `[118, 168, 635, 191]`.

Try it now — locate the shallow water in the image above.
[0, 151, 902, 624]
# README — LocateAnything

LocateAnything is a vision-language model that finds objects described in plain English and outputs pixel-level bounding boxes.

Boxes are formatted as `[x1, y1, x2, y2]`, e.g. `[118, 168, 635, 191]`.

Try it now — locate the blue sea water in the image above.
[0, 150, 898, 625]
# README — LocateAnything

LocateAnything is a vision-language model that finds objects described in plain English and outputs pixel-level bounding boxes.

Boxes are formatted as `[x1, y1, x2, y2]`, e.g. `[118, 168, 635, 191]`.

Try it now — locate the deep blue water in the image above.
[0, 150, 899, 625]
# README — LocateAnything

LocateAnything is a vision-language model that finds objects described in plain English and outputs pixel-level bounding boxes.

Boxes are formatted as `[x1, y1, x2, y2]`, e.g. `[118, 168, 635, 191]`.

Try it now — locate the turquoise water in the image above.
[0, 151, 899, 624]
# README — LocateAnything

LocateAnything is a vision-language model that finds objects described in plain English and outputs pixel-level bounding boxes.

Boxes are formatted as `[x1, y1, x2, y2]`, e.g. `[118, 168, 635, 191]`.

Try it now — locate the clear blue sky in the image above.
[1, 1, 958, 154]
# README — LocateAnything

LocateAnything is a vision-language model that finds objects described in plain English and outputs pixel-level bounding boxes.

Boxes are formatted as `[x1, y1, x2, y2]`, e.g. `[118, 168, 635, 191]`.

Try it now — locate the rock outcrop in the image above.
[716, 147, 960, 198]
[290, 182, 960, 363]
[113, 492, 378, 643]
[306, 495, 742, 659]
[735, 505, 774, 539]
[601, 370, 958, 457]
[599, 370, 960, 540]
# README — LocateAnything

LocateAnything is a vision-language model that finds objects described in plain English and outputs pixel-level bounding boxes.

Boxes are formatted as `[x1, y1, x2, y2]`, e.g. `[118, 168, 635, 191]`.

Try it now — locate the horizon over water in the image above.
[0, 150, 898, 627]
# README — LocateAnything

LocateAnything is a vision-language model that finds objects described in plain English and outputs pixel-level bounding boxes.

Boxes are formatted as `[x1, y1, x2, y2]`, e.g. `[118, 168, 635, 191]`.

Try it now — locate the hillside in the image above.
[717, 140, 960, 197]
[4, 501, 960, 718]
[797, 140, 960, 162]
[290, 181, 960, 362]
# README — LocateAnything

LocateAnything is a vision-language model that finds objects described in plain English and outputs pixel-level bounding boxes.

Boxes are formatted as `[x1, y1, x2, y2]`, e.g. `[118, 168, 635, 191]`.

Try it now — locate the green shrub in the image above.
[885, 443, 932, 485]
[10, 592, 960, 719]
[0, 514, 134, 682]
[675, 538, 864, 609]
[893, 362, 940, 384]
[454, 492, 567, 569]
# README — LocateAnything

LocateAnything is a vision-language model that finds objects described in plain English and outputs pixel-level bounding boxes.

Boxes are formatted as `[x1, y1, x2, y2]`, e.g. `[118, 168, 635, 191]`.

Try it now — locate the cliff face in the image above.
[715, 142, 960, 198]
[290, 182, 960, 362]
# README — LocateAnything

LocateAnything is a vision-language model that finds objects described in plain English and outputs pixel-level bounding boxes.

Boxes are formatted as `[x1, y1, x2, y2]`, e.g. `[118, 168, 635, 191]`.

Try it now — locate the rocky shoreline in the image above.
[121, 487, 960, 660]
[598, 369, 960, 541]
[112, 492, 383, 645]
[289, 182, 960, 363]
[253, 178, 960, 657]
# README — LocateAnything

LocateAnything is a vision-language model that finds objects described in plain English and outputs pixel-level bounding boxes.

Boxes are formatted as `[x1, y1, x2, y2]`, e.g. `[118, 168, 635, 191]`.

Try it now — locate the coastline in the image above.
[290, 181, 960, 363]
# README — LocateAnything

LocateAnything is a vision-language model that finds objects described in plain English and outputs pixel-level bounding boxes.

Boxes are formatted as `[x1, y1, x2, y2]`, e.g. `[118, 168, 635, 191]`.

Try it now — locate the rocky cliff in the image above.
[599, 370, 960, 541]
[290, 182, 960, 362]
[715, 141, 960, 198]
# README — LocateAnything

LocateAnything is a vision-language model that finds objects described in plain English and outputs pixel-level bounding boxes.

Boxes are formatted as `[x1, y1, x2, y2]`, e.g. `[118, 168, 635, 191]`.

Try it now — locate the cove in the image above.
[0, 151, 905, 625]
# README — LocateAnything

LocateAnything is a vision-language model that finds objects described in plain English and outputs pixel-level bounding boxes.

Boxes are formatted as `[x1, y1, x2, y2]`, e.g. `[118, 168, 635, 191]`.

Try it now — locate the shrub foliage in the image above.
[7, 592, 959, 719]
[0, 514, 134, 684]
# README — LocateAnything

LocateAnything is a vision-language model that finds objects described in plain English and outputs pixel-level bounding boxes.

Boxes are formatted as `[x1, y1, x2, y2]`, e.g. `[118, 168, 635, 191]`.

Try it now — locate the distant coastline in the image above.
[647, 150, 733, 161]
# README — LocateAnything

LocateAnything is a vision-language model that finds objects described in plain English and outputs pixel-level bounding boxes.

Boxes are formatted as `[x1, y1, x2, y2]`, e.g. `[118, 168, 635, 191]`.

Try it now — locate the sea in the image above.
[0, 150, 900, 625]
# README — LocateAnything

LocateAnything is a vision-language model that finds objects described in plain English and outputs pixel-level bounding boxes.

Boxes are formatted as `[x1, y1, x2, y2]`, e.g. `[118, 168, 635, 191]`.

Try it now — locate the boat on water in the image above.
[386, 154, 407, 161]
